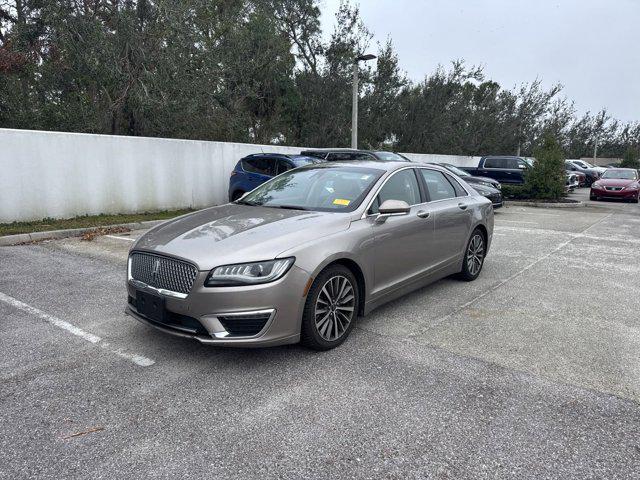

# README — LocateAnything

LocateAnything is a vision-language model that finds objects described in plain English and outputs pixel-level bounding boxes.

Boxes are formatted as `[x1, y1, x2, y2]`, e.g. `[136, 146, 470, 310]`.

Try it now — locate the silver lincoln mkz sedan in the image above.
[126, 161, 494, 350]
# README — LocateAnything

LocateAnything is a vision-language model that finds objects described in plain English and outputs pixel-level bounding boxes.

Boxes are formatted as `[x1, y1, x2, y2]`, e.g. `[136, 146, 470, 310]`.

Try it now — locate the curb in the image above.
[505, 200, 584, 209]
[0, 219, 166, 247]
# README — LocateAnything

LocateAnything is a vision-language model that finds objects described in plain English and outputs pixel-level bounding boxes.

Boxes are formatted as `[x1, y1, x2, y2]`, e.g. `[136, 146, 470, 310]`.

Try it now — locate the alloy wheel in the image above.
[466, 234, 485, 276]
[314, 275, 355, 341]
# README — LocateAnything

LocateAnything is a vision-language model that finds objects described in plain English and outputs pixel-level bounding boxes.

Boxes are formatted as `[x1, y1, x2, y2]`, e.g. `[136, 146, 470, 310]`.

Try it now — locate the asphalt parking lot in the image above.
[1, 189, 639, 479]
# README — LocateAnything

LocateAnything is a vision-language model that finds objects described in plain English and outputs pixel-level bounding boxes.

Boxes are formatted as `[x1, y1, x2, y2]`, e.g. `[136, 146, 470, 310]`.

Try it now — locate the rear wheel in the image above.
[459, 229, 486, 282]
[301, 265, 359, 350]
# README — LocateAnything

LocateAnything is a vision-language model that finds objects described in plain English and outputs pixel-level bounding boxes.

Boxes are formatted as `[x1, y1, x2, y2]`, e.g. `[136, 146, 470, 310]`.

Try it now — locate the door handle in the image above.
[416, 210, 430, 218]
[457, 203, 468, 210]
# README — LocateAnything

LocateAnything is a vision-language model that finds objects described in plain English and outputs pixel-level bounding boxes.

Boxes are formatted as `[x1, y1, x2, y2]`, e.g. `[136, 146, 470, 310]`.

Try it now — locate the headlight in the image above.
[592, 183, 602, 189]
[623, 184, 639, 191]
[205, 258, 295, 287]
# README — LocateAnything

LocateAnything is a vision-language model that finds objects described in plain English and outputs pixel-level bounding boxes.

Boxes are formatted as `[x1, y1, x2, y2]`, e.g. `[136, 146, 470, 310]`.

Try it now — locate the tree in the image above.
[620, 147, 640, 169]
[524, 133, 566, 200]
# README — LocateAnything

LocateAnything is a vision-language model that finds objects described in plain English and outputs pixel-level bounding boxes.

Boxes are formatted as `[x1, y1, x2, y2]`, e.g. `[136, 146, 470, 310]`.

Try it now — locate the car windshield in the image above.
[374, 151, 405, 161]
[442, 164, 470, 176]
[239, 166, 384, 212]
[601, 170, 638, 180]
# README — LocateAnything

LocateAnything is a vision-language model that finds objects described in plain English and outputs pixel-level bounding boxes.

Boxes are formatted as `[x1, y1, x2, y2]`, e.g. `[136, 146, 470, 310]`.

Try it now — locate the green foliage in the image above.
[620, 147, 640, 169]
[500, 184, 528, 199]
[522, 134, 566, 200]
[0, 0, 638, 156]
[0, 209, 195, 236]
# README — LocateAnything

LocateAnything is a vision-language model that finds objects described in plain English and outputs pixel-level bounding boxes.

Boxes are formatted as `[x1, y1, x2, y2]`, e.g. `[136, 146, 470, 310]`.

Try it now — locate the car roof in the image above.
[296, 159, 446, 173]
[242, 153, 314, 161]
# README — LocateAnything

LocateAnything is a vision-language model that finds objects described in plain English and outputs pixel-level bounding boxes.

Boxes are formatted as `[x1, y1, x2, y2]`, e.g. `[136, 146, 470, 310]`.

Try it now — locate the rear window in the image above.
[242, 157, 274, 176]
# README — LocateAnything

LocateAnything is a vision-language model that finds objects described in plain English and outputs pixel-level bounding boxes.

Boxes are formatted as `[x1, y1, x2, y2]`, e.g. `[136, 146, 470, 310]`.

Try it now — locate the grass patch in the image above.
[0, 209, 195, 237]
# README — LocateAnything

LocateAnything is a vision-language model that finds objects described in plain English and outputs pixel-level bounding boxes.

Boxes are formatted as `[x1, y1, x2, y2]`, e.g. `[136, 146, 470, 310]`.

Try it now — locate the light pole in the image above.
[351, 53, 376, 149]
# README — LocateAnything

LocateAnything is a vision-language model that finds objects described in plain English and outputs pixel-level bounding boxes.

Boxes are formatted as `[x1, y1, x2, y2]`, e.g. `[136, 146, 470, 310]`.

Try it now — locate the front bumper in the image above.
[590, 187, 639, 200]
[126, 265, 311, 347]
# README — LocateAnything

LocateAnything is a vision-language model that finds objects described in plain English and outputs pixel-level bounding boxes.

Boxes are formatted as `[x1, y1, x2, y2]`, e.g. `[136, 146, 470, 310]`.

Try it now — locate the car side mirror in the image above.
[376, 199, 410, 222]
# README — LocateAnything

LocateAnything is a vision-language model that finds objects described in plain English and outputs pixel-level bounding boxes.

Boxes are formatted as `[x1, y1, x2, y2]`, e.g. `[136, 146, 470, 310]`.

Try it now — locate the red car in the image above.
[590, 168, 640, 203]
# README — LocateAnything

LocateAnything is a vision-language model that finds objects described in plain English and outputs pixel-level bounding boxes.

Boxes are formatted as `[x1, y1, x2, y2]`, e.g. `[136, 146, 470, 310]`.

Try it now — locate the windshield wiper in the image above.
[235, 199, 261, 206]
[268, 205, 308, 211]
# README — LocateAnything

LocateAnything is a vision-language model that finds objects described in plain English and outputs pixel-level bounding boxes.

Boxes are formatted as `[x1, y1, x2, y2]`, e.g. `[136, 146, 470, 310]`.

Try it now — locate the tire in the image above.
[300, 265, 359, 351]
[231, 190, 245, 202]
[590, 195, 597, 201]
[632, 196, 639, 204]
[459, 228, 486, 282]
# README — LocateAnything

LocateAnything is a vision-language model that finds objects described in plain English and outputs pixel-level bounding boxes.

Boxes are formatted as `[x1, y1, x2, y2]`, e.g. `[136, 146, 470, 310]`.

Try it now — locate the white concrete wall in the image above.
[0, 128, 477, 223]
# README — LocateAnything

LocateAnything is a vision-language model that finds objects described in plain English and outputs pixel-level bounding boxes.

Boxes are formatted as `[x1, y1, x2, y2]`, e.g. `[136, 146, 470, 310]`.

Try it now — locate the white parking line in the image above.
[0, 291, 155, 367]
[105, 235, 135, 242]
[416, 210, 617, 333]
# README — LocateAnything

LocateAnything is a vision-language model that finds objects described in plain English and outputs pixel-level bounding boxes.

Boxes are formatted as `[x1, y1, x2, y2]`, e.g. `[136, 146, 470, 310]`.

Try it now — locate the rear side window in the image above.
[420, 169, 457, 201]
[446, 174, 468, 196]
[369, 169, 421, 214]
[242, 157, 274, 176]
[483, 157, 507, 168]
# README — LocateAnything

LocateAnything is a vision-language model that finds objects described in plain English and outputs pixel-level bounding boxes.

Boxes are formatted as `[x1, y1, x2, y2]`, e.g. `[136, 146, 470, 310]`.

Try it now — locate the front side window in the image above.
[420, 169, 457, 201]
[369, 169, 421, 214]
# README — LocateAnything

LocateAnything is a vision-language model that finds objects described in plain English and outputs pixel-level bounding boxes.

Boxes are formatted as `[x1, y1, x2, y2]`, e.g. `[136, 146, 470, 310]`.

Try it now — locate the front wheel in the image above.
[300, 265, 359, 350]
[459, 229, 486, 282]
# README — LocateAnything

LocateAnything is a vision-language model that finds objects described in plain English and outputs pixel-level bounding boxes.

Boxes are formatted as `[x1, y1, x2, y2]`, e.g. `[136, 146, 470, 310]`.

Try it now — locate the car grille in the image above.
[130, 252, 198, 295]
[217, 312, 272, 336]
[605, 186, 622, 191]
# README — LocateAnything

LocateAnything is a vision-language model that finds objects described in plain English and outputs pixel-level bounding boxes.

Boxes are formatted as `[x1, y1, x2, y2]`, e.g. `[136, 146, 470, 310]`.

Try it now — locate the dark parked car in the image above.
[431, 163, 501, 190]
[590, 168, 639, 203]
[228, 153, 321, 201]
[471, 182, 503, 209]
[300, 149, 409, 162]
[565, 160, 602, 186]
[461, 156, 530, 184]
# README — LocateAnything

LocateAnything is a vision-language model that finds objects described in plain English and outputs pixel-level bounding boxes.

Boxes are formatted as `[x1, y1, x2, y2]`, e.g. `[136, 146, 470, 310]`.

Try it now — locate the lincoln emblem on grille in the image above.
[151, 259, 161, 283]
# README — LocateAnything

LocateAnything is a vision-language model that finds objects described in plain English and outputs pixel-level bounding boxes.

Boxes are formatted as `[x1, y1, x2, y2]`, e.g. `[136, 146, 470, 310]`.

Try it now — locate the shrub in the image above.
[620, 147, 640, 169]
[522, 134, 566, 200]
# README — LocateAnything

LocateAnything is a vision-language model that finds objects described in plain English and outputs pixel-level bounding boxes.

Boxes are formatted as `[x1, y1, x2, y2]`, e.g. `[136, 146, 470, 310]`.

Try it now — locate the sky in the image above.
[320, 0, 639, 123]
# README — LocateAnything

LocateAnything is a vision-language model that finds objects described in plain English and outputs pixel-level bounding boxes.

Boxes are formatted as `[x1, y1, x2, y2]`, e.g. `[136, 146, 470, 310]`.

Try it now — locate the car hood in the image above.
[133, 204, 351, 270]
[466, 175, 499, 186]
[596, 178, 637, 187]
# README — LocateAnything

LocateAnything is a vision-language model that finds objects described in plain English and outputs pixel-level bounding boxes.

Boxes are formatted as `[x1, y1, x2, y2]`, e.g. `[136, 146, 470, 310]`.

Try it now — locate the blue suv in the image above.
[228, 153, 320, 201]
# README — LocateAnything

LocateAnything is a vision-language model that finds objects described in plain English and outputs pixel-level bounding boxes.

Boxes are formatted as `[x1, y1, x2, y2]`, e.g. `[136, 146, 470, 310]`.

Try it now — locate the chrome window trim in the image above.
[361, 165, 475, 219]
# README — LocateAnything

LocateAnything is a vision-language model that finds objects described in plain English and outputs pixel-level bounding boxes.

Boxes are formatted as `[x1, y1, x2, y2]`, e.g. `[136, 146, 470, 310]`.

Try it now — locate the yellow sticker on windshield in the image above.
[333, 198, 351, 206]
